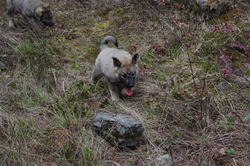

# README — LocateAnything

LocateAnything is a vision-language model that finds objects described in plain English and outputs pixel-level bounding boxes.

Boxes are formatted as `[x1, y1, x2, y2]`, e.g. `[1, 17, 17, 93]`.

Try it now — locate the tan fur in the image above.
[35, 3, 49, 16]
[35, 6, 43, 16]
[42, 3, 50, 8]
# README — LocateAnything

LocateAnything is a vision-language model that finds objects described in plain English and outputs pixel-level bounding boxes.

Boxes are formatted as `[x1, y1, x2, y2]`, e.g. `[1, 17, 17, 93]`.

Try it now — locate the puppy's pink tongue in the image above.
[125, 88, 133, 96]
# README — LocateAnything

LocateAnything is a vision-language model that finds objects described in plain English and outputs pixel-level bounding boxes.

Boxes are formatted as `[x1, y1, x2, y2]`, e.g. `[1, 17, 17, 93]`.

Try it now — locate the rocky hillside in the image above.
[0, 0, 250, 165]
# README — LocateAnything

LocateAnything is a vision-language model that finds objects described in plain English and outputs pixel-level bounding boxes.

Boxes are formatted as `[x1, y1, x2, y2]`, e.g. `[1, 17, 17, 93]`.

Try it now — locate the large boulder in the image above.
[92, 113, 144, 147]
[195, 0, 232, 16]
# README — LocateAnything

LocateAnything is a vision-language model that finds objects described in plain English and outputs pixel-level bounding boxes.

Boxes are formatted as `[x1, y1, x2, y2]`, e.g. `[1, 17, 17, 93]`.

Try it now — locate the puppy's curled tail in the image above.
[101, 35, 118, 50]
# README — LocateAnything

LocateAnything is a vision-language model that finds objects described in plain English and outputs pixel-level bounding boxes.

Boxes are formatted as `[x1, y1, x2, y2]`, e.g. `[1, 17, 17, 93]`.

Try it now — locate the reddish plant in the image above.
[154, 0, 166, 5]
[208, 24, 234, 32]
[151, 43, 168, 52]
[218, 52, 233, 78]
[72, 90, 83, 96]
[233, 41, 248, 54]
[246, 32, 250, 42]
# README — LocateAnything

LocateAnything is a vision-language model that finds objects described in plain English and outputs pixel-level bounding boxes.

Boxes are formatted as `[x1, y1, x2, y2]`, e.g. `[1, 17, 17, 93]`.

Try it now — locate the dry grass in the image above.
[0, 0, 250, 165]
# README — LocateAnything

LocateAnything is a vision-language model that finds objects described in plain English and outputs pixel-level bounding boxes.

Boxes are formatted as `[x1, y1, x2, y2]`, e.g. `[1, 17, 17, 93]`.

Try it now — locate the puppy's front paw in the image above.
[111, 96, 120, 102]
[110, 93, 120, 102]
[109, 88, 120, 102]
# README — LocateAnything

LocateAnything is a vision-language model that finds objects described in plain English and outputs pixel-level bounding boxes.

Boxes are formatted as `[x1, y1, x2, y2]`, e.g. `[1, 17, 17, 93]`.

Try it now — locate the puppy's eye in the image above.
[131, 72, 136, 77]
[120, 73, 126, 78]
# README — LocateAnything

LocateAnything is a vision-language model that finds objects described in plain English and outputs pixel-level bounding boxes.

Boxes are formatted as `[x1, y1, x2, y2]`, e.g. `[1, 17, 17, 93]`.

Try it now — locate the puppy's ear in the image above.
[35, 6, 43, 17]
[131, 53, 138, 65]
[112, 57, 122, 68]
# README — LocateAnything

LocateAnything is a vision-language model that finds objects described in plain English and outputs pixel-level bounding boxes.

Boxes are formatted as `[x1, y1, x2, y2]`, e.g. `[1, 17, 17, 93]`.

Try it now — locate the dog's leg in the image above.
[22, 15, 37, 27]
[7, 1, 15, 27]
[107, 80, 120, 101]
[91, 65, 102, 83]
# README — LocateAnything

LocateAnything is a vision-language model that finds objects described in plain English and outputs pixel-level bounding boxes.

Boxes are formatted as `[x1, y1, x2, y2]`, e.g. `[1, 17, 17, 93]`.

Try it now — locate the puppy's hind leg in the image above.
[7, 1, 15, 27]
[91, 66, 102, 83]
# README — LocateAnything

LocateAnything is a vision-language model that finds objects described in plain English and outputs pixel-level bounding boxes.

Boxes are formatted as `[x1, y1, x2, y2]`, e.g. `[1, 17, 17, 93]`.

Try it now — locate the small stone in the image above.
[218, 148, 226, 155]
[92, 113, 144, 147]
[0, 62, 6, 70]
[217, 81, 232, 90]
[155, 154, 173, 166]
[0, 54, 8, 58]
[0, 54, 9, 70]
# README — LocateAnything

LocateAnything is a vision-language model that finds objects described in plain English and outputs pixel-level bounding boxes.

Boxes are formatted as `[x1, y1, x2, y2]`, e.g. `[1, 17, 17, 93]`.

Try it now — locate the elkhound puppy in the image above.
[7, 0, 54, 27]
[92, 35, 138, 101]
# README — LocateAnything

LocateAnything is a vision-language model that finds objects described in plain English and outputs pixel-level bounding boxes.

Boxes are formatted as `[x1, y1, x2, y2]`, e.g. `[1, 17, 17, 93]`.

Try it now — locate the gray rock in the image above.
[0, 62, 6, 70]
[0, 54, 8, 58]
[217, 81, 232, 90]
[155, 154, 173, 166]
[0, 55, 9, 70]
[196, 0, 231, 16]
[92, 113, 144, 146]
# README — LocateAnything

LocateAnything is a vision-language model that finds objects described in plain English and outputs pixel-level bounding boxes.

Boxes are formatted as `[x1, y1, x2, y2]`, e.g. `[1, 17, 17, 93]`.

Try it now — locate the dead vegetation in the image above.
[0, 0, 250, 165]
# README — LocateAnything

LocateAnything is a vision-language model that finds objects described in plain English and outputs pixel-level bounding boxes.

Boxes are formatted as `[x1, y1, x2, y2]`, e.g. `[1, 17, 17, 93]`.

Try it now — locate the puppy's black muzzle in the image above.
[120, 75, 136, 88]
[42, 20, 54, 27]
[40, 10, 54, 27]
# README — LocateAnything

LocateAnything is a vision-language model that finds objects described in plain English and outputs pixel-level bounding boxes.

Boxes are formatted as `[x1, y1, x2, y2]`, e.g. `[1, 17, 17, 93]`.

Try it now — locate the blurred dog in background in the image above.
[7, 0, 54, 27]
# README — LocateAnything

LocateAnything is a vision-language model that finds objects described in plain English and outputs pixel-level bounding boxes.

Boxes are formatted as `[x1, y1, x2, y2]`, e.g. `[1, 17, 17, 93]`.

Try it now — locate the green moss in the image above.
[106, 7, 124, 17]
[93, 20, 114, 35]
[116, 35, 136, 46]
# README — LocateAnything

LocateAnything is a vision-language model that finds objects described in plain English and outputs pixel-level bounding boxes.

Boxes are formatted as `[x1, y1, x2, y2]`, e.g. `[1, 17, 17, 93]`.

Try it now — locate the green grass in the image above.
[17, 34, 61, 84]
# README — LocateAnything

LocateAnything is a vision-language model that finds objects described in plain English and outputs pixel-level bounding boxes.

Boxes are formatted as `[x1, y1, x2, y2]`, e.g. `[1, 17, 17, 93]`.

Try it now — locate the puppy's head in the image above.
[35, 3, 54, 27]
[112, 53, 138, 96]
